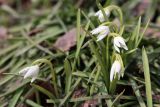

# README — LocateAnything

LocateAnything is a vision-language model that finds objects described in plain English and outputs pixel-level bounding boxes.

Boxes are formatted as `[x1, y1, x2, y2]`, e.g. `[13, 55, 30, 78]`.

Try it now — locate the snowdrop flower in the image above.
[91, 26, 110, 41]
[110, 60, 121, 82]
[114, 36, 128, 53]
[95, 8, 110, 22]
[19, 65, 39, 83]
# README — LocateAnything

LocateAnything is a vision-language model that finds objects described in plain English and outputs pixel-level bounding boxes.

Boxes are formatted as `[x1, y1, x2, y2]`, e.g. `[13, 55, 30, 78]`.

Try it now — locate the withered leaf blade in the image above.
[133, 0, 150, 16]
[0, 26, 8, 40]
[54, 28, 77, 52]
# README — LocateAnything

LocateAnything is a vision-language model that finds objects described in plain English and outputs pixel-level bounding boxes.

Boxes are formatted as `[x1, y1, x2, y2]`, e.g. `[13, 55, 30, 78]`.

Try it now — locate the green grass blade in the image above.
[137, 20, 150, 47]
[31, 84, 55, 99]
[0, 42, 22, 56]
[111, 90, 125, 107]
[64, 58, 72, 94]
[142, 47, 152, 107]
[130, 79, 146, 107]
[0, 80, 29, 98]
[76, 9, 81, 48]
[96, 0, 108, 21]
[9, 88, 24, 107]
[135, 17, 141, 46]
[20, 97, 43, 107]
[72, 21, 90, 72]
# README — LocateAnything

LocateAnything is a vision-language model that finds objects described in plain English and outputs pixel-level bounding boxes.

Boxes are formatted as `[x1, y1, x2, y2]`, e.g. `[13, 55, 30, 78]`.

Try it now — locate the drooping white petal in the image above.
[19, 65, 40, 83]
[102, 26, 110, 35]
[110, 62, 115, 82]
[114, 37, 121, 47]
[114, 61, 121, 73]
[105, 9, 110, 17]
[31, 77, 36, 83]
[91, 28, 101, 35]
[91, 26, 110, 41]
[122, 44, 128, 50]
[114, 44, 120, 53]
[23, 65, 39, 79]
[117, 37, 125, 45]
[98, 16, 105, 22]
[19, 67, 30, 76]
[91, 26, 109, 34]
[95, 10, 101, 16]
[110, 61, 121, 82]
[95, 9, 110, 22]
[113, 36, 128, 52]
[97, 34, 106, 41]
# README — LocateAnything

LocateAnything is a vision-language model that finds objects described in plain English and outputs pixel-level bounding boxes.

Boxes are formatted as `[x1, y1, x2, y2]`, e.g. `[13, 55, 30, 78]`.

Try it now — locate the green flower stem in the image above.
[109, 74, 118, 94]
[104, 0, 111, 6]
[115, 54, 125, 77]
[107, 5, 123, 26]
[101, 22, 118, 32]
[89, 42, 109, 90]
[106, 36, 111, 72]
[90, 66, 100, 95]
[96, 0, 108, 21]
[109, 33, 120, 37]
[32, 58, 59, 98]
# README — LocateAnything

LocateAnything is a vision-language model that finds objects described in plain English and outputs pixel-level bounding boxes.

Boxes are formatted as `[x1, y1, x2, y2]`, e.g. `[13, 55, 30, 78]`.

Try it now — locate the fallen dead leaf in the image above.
[72, 88, 86, 98]
[28, 27, 44, 36]
[81, 99, 98, 107]
[0, 0, 14, 5]
[0, 27, 8, 40]
[133, 0, 150, 16]
[143, 27, 160, 38]
[0, 0, 7, 5]
[54, 28, 77, 52]
[75, 0, 84, 8]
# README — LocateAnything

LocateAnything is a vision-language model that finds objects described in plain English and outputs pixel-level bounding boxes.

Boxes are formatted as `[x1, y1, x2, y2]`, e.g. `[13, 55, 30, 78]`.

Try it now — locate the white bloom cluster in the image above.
[91, 26, 110, 41]
[114, 36, 128, 53]
[19, 65, 39, 83]
[91, 7, 128, 82]
[95, 8, 110, 22]
[110, 60, 121, 81]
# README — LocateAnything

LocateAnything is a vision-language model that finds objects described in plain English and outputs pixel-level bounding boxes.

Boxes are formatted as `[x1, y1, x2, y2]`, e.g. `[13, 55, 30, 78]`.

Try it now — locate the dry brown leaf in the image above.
[133, 0, 150, 16]
[0, 0, 14, 5]
[72, 88, 86, 98]
[0, 0, 7, 5]
[143, 27, 160, 38]
[0, 27, 8, 40]
[54, 28, 77, 52]
[28, 27, 44, 36]
[81, 99, 98, 107]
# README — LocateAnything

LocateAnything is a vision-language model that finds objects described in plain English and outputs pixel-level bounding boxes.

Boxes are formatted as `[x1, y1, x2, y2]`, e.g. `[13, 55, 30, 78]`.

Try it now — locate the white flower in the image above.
[110, 60, 121, 82]
[95, 8, 110, 22]
[19, 65, 39, 83]
[114, 36, 128, 53]
[91, 26, 110, 41]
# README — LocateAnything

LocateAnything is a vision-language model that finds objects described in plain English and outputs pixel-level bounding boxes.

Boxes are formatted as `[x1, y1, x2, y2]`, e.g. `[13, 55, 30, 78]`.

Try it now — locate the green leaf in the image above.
[64, 58, 72, 94]
[72, 21, 90, 72]
[142, 47, 152, 107]
[0, 80, 29, 98]
[135, 17, 141, 46]
[130, 79, 146, 107]
[9, 88, 24, 107]
[0, 42, 22, 56]
[96, 0, 108, 21]
[20, 97, 43, 107]
[137, 19, 150, 47]
[76, 9, 81, 48]
[31, 84, 55, 99]
[0, 59, 25, 86]
[111, 90, 125, 107]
